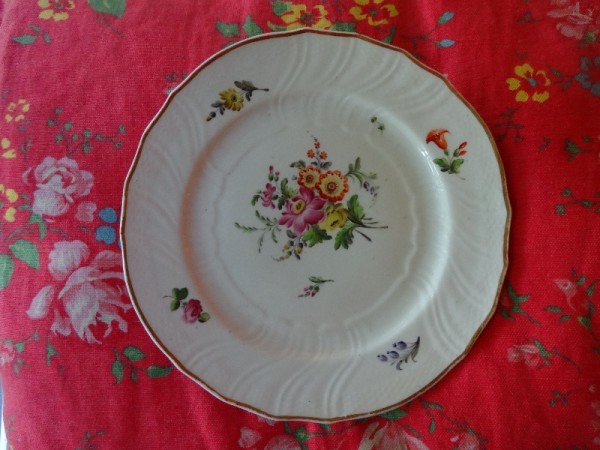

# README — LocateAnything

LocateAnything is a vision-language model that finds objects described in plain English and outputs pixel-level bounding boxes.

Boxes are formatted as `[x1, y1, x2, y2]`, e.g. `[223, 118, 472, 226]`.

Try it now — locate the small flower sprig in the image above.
[206, 80, 268, 121]
[293, 139, 379, 200]
[164, 287, 210, 324]
[47, 107, 125, 156]
[0, 330, 39, 375]
[377, 337, 420, 370]
[346, 156, 379, 201]
[290, 137, 332, 171]
[426, 129, 468, 177]
[235, 210, 281, 253]
[298, 276, 334, 298]
[396, 11, 455, 53]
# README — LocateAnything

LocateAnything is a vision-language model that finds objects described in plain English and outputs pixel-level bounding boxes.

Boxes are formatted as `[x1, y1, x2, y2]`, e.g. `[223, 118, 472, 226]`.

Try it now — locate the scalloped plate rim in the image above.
[120, 28, 511, 422]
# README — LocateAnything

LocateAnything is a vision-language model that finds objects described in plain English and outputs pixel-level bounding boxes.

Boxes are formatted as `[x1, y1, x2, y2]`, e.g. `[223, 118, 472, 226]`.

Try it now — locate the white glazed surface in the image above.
[121, 29, 509, 422]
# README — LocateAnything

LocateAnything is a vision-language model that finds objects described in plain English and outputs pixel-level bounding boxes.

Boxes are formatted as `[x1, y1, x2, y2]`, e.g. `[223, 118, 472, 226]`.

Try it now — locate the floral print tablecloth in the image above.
[1, 1, 599, 449]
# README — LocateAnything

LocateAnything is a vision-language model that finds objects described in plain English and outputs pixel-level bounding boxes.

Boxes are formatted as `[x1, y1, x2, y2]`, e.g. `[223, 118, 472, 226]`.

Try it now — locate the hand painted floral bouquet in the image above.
[236, 137, 387, 261]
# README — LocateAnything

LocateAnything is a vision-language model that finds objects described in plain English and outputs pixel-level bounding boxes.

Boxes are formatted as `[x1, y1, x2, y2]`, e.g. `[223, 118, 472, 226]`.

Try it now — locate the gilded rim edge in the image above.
[119, 28, 511, 423]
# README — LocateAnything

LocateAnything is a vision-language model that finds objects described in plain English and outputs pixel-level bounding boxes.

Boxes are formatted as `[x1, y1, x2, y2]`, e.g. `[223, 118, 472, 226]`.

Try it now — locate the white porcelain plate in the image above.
[121, 29, 510, 422]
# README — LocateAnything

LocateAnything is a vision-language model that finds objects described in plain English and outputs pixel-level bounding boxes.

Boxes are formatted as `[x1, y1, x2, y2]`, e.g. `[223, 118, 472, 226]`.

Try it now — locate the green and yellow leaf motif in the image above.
[12, 35, 37, 45]
[0, 254, 14, 289]
[9, 239, 40, 270]
[216, 21, 240, 38]
[87, 0, 126, 17]
[243, 16, 263, 37]
[146, 365, 173, 378]
[112, 360, 124, 383]
[122, 346, 146, 362]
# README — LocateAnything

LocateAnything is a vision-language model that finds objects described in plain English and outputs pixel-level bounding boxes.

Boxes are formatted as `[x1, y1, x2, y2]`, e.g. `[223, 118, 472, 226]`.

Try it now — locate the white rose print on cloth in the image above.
[27, 240, 131, 344]
[22, 156, 93, 219]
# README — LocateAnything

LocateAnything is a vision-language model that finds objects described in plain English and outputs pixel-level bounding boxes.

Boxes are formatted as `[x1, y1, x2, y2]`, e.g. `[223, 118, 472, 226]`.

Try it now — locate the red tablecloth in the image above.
[1, 1, 599, 448]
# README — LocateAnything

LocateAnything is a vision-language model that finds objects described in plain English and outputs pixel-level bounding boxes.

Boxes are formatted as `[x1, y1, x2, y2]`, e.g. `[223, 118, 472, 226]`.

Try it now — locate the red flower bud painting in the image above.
[426, 129, 468, 177]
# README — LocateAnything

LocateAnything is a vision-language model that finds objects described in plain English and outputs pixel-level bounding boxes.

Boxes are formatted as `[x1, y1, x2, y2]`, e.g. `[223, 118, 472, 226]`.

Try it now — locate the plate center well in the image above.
[181, 98, 448, 357]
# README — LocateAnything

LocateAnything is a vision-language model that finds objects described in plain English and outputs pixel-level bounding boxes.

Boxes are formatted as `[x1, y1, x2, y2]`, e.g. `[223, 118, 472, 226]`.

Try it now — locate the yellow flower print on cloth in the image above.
[5, 99, 29, 123]
[1, 138, 16, 159]
[38, 0, 75, 22]
[0, 184, 19, 223]
[506, 63, 551, 103]
[349, 0, 399, 26]
[281, 4, 332, 30]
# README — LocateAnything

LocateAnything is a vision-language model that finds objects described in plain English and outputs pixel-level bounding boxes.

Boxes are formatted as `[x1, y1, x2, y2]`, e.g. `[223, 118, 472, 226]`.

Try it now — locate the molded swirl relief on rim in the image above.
[121, 28, 510, 422]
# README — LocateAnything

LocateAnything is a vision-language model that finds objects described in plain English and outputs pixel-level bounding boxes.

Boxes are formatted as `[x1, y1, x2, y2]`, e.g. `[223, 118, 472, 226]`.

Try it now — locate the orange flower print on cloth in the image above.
[38, 0, 75, 22]
[506, 63, 551, 103]
[349, 0, 399, 26]
[280, 4, 332, 30]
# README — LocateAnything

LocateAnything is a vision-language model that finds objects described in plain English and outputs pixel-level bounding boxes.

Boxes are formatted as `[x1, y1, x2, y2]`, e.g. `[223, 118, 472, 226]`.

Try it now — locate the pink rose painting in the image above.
[278, 186, 327, 236]
[22, 156, 93, 219]
[260, 183, 277, 208]
[27, 240, 131, 344]
[183, 299, 203, 323]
